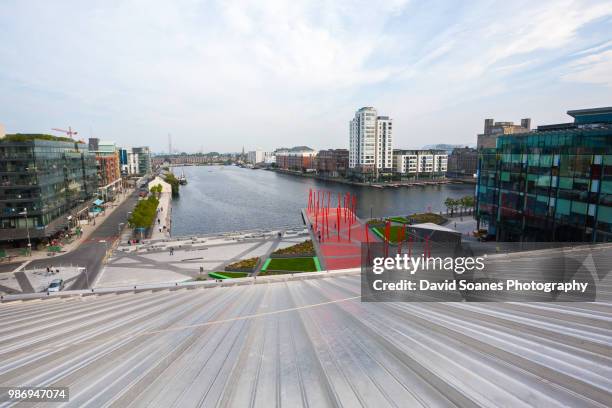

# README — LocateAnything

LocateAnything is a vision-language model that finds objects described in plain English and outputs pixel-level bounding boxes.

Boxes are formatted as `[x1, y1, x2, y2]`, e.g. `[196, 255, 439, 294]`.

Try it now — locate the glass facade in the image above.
[0, 136, 98, 241]
[476, 122, 612, 242]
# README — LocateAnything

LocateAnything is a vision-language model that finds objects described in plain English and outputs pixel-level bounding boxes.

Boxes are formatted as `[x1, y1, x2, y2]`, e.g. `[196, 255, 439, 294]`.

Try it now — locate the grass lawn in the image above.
[385, 213, 446, 225]
[208, 271, 250, 279]
[262, 257, 318, 273]
[371, 225, 405, 243]
[388, 216, 410, 224]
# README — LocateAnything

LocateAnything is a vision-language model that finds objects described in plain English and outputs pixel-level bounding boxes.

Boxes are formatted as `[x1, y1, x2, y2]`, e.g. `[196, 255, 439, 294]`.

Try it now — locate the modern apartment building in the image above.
[476, 107, 612, 242]
[133, 147, 152, 176]
[247, 149, 272, 165]
[0, 134, 98, 242]
[119, 147, 151, 176]
[349, 107, 393, 179]
[477, 118, 531, 149]
[392, 149, 448, 178]
[447, 147, 478, 178]
[316, 149, 349, 178]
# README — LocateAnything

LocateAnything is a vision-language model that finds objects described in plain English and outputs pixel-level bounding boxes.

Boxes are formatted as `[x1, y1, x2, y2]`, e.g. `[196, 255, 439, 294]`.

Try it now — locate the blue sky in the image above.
[0, 0, 611, 152]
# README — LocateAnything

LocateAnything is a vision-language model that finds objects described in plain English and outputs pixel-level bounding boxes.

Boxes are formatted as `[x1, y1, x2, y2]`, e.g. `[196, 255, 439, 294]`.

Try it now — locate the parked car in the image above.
[47, 279, 65, 292]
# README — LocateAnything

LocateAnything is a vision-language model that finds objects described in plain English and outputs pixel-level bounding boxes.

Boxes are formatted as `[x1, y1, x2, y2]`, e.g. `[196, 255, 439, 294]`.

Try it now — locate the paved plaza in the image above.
[95, 227, 310, 287]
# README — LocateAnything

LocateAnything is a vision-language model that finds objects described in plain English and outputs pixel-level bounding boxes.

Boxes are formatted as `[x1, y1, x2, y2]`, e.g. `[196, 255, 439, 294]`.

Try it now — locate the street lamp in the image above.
[18, 208, 31, 256]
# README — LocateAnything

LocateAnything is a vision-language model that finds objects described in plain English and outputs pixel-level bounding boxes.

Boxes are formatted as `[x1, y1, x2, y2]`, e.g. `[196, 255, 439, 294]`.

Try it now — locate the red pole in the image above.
[315, 191, 319, 231]
[344, 193, 348, 222]
[326, 206, 330, 239]
[408, 235, 412, 257]
[308, 188, 313, 213]
[337, 207, 340, 242]
[384, 220, 390, 257]
[365, 223, 371, 264]
[348, 218, 351, 242]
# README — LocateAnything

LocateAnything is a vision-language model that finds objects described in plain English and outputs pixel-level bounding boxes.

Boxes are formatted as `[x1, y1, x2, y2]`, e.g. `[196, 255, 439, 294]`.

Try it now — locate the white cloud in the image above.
[563, 49, 612, 87]
[0, 0, 610, 151]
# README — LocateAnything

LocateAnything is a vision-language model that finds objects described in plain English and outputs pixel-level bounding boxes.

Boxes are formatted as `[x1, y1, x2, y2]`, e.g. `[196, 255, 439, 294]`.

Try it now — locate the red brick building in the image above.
[316, 149, 349, 178]
[275, 146, 317, 172]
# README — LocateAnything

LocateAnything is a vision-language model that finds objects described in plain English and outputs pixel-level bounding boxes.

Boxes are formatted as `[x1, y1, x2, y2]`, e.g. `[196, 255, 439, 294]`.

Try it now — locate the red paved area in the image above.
[307, 207, 379, 270]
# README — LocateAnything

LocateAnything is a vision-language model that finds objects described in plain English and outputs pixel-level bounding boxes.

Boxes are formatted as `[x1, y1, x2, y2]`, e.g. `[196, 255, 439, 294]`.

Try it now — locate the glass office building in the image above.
[476, 107, 612, 242]
[0, 135, 98, 242]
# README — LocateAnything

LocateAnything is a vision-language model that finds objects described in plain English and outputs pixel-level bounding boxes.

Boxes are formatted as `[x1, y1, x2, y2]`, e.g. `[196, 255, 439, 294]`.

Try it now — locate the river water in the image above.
[170, 165, 475, 235]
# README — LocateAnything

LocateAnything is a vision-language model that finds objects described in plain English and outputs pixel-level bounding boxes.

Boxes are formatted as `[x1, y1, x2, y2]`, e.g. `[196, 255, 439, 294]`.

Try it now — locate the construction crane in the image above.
[52, 126, 78, 138]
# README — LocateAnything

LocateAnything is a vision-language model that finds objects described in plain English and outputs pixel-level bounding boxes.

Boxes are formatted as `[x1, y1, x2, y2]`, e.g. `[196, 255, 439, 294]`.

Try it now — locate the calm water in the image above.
[171, 166, 475, 235]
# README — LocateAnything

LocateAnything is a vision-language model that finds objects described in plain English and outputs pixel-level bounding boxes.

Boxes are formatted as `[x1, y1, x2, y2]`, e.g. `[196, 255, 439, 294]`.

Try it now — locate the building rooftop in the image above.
[567, 107, 612, 125]
[567, 106, 612, 117]
[1, 244, 610, 406]
[0, 133, 75, 143]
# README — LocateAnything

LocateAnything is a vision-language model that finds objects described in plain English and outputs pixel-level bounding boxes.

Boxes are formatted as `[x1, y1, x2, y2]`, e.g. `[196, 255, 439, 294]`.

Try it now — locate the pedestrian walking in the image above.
[169, 247, 174, 256]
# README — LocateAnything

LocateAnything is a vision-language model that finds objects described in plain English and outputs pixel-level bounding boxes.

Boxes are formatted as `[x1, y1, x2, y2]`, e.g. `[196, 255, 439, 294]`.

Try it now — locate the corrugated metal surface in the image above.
[0, 262, 611, 406]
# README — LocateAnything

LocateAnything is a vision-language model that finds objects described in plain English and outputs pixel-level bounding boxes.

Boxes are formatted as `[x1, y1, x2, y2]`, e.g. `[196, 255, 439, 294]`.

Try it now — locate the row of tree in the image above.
[164, 173, 180, 196]
[128, 195, 160, 229]
[444, 196, 475, 217]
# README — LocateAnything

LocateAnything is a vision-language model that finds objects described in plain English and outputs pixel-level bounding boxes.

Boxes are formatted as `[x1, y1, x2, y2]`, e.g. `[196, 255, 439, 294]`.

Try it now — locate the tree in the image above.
[444, 197, 457, 216]
[164, 173, 180, 196]
[462, 195, 475, 214]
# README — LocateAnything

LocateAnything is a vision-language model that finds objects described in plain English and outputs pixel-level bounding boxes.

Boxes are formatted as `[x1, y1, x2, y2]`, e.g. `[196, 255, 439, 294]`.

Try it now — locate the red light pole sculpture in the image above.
[384, 220, 390, 257]
[337, 206, 340, 242]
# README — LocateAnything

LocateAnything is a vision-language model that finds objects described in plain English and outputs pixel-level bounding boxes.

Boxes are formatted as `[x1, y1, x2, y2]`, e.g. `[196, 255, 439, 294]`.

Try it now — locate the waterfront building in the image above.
[477, 117, 531, 149]
[349, 107, 393, 180]
[89, 140, 122, 201]
[133, 147, 152, 176]
[88, 137, 99, 152]
[152, 153, 228, 166]
[476, 107, 612, 242]
[316, 149, 349, 178]
[0, 134, 98, 243]
[447, 147, 478, 178]
[274, 146, 317, 172]
[274, 148, 289, 169]
[247, 149, 272, 165]
[119, 146, 151, 176]
[392, 149, 447, 179]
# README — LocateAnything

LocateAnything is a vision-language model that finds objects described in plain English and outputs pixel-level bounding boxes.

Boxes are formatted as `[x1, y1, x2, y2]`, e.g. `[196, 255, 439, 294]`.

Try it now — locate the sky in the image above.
[0, 0, 611, 153]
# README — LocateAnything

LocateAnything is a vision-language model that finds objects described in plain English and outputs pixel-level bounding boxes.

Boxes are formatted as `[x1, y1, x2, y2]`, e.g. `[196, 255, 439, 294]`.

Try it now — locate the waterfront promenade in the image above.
[271, 168, 475, 188]
[95, 226, 310, 287]
[148, 177, 173, 240]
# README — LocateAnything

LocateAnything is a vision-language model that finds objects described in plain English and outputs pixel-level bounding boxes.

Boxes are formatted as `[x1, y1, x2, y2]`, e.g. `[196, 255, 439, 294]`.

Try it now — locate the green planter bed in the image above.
[208, 271, 250, 280]
[259, 257, 321, 275]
